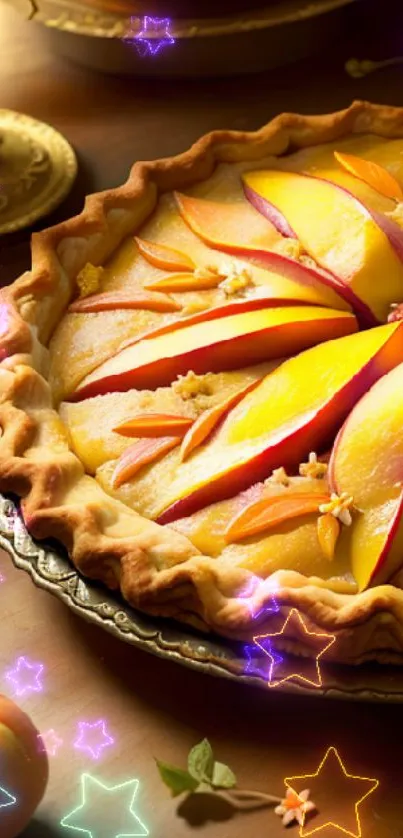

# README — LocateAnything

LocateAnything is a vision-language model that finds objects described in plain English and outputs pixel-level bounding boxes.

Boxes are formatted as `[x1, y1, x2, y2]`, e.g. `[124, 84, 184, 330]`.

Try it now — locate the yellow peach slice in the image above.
[180, 379, 260, 461]
[135, 237, 195, 271]
[114, 413, 193, 438]
[317, 513, 340, 561]
[155, 322, 403, 524]
[171, 476, 352, 584]
[329, 361, 403, 590]
[73, 306, 356, 400]
[60, 365, 270, 474]
[68, 289, 182, 314]
[243, 169, 403, 324]
[175, 191, 350, 310]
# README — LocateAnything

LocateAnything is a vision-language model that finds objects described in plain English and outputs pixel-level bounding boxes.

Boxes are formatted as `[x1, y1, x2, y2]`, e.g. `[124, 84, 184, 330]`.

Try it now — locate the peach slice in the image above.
[224, 492, 330, 543]
[175, 191, 280, 254]
[74, 306, 356, 400]
[329, 361, 403, 590]
[180, 379, 260, 461]
[334, 151, 403, 202]
[171, 476, 351, 581]
[135, 237, 195, 272]
[144, 272, 221, 292]
[112, 436, 180, 488]
[156, 322, 403, 524]
[114, 413, 193, 438]
[125, 288, 348, 350]
[243, 169, 403, 324]
[68, 290, 182, 314]
[175, 191, 349, 308]
[317, 513, 340, 561]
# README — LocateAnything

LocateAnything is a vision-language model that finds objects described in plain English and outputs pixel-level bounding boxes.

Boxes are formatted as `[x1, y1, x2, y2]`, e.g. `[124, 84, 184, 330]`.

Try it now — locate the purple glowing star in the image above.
[237, 575, 279, 621]
[127, 16, 175, 57]
[74, 720, 114, 761]
[244, 639, 284, 681]
[4, 656, 45, 697]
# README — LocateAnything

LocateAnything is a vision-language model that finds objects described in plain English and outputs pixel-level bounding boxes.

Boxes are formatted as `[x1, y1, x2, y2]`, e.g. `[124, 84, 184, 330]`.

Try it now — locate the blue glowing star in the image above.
[250, 608, 336, 689]
[60, 774, 149, 837]
[127, 15, 175, 57]
[0, 783, 17, 810]
[244, 639, 283, 681]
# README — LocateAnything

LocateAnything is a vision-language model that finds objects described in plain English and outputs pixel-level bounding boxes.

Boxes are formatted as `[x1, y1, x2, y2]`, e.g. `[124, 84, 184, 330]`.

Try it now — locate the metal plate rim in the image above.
[3, 495, 403, 703]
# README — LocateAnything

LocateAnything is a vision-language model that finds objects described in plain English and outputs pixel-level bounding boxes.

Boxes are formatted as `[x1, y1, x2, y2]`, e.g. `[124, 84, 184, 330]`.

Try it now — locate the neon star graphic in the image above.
[0, 783, 16, 809]
[244, 640, 283, 680]
[238, 575, 279, 621]
[60, 773, 149, 837]
[285, 747, 379, 837]
[74, 720, 114, 760]
[250, 608, 336, 688]
[4, 655, 45, 696]
[125, 15, 175, 57]
[38, 729, 63, 757]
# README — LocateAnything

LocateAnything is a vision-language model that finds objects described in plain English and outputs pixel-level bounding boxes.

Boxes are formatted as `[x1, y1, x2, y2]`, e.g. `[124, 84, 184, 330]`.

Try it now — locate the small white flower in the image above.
[319, 492, 353, 526]
[275, 788, 316, 827]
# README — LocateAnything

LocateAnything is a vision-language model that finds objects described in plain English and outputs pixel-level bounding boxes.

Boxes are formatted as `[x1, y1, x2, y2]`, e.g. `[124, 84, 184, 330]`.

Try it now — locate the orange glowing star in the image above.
[285, 746, 379, 837]
[252, 608, 336, 688]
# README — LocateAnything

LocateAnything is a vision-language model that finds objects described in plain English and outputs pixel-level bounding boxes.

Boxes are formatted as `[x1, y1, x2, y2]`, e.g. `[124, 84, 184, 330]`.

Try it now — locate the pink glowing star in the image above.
[74, 720, 115, 760]
[0, 572, 5, 583]
[127, 15, 175, 56]
[5, 656, 45, 697]
[38, 729, 63, 757]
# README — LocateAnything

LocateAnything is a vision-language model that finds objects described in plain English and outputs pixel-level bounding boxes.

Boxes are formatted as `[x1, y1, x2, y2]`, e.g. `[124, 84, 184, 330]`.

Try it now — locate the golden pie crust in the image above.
[2, 100, 403, 665]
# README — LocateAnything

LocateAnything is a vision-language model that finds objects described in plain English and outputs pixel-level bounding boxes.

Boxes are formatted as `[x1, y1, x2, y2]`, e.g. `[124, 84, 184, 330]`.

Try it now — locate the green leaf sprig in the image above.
[156, 738, 236, 798]
[156, 738, 284, 815]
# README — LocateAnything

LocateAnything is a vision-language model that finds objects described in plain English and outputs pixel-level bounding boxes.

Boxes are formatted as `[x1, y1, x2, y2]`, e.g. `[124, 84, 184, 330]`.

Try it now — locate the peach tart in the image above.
[3, 102, 403, 665]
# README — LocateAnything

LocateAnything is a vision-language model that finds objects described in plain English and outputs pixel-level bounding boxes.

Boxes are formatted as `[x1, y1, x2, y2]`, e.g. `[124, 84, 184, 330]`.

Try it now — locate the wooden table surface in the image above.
[2, 2, 403, 836]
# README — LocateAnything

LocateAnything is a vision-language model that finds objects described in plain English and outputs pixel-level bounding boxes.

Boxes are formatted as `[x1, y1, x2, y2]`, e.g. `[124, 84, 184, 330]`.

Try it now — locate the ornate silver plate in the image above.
[2, 493, 403, 703]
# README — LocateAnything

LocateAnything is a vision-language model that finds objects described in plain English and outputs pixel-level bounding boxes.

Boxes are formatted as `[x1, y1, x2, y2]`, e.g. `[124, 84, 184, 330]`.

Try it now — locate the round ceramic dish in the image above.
[2, 493, 403, 703]
[7, 0, 357, 76]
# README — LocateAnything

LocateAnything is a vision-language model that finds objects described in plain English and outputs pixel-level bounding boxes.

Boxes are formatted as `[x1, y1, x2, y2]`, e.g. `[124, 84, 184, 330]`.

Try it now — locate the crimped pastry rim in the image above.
[2, 100, 403, 665]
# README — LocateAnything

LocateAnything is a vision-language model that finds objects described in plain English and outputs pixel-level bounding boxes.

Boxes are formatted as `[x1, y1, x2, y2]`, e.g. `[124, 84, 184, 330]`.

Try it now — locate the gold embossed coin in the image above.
[0, 109, 77, 234]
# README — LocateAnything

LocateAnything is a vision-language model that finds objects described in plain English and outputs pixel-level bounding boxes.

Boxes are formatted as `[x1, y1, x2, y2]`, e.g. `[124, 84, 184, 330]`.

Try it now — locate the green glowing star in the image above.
[0, 783, 17, 809]
[60, 773, 149, 838]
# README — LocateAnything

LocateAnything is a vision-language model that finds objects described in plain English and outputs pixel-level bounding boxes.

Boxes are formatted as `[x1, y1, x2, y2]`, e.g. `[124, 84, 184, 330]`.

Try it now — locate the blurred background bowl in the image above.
[3, 0, 361, 77]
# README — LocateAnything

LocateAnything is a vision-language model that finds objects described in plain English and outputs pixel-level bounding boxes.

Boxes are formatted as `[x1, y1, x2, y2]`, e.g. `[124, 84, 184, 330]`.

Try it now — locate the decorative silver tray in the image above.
[2, 493, 403, 703]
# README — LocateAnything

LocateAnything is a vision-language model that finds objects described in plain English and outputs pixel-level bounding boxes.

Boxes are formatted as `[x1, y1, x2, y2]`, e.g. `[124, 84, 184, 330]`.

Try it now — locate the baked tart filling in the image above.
[3, 102, 403, 663]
